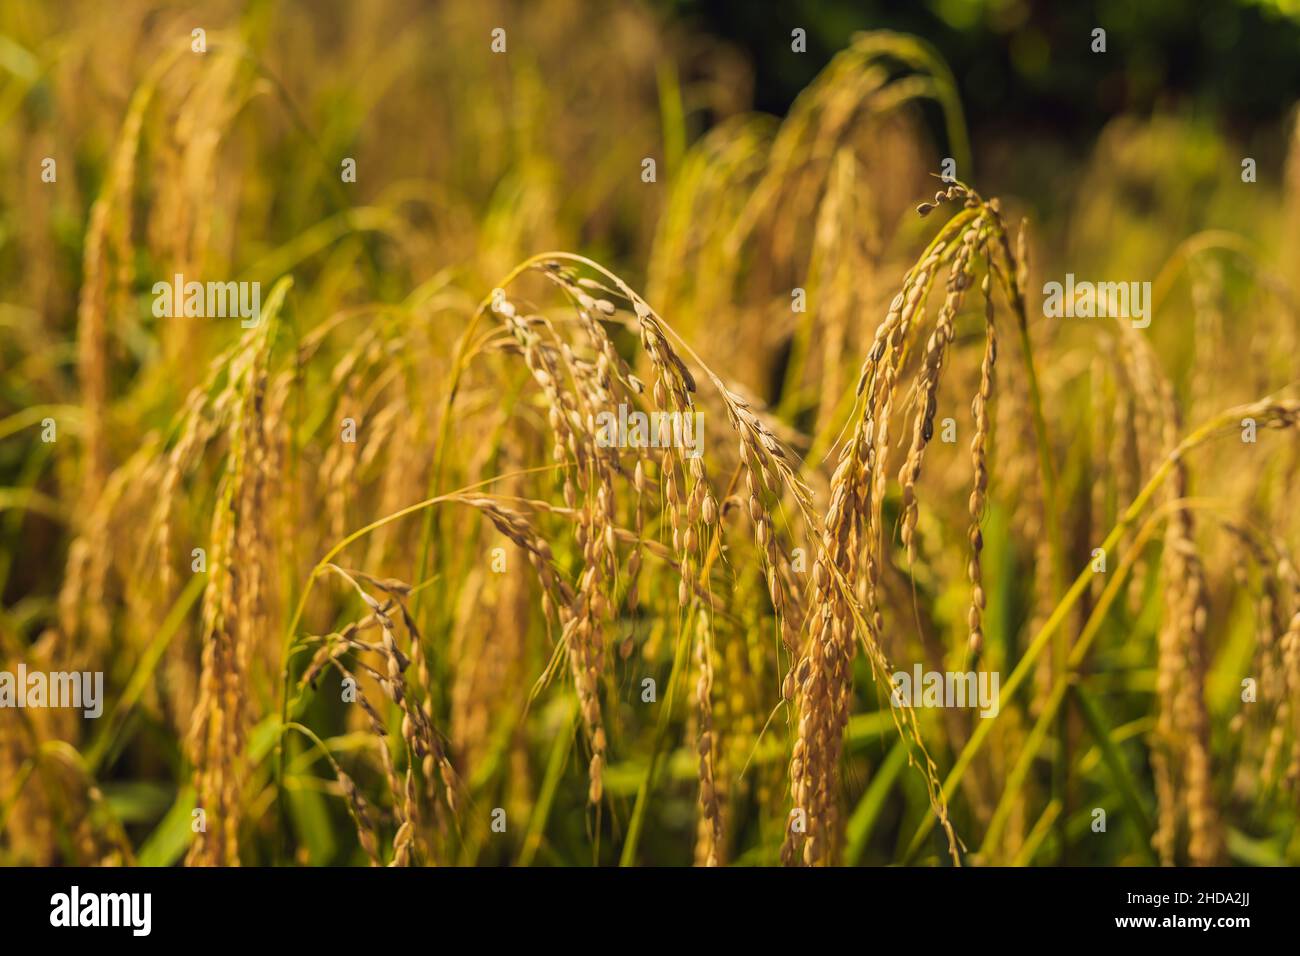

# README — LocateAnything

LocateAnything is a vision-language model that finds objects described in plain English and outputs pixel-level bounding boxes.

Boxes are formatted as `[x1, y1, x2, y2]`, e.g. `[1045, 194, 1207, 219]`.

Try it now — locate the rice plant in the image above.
[2, 1, 1298, 868]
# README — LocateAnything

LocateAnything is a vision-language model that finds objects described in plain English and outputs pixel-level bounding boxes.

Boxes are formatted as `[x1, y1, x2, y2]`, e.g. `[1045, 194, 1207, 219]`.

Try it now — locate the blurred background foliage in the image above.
[673, 0, 1300, 136]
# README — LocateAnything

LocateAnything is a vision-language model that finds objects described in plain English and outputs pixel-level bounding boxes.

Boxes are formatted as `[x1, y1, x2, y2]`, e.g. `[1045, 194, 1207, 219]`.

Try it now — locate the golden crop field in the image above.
[2, 0, 1299, 870]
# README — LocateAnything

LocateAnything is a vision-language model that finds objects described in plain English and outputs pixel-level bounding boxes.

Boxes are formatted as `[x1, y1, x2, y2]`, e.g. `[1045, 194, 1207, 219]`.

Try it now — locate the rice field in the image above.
[2, 0, 1299, 868]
